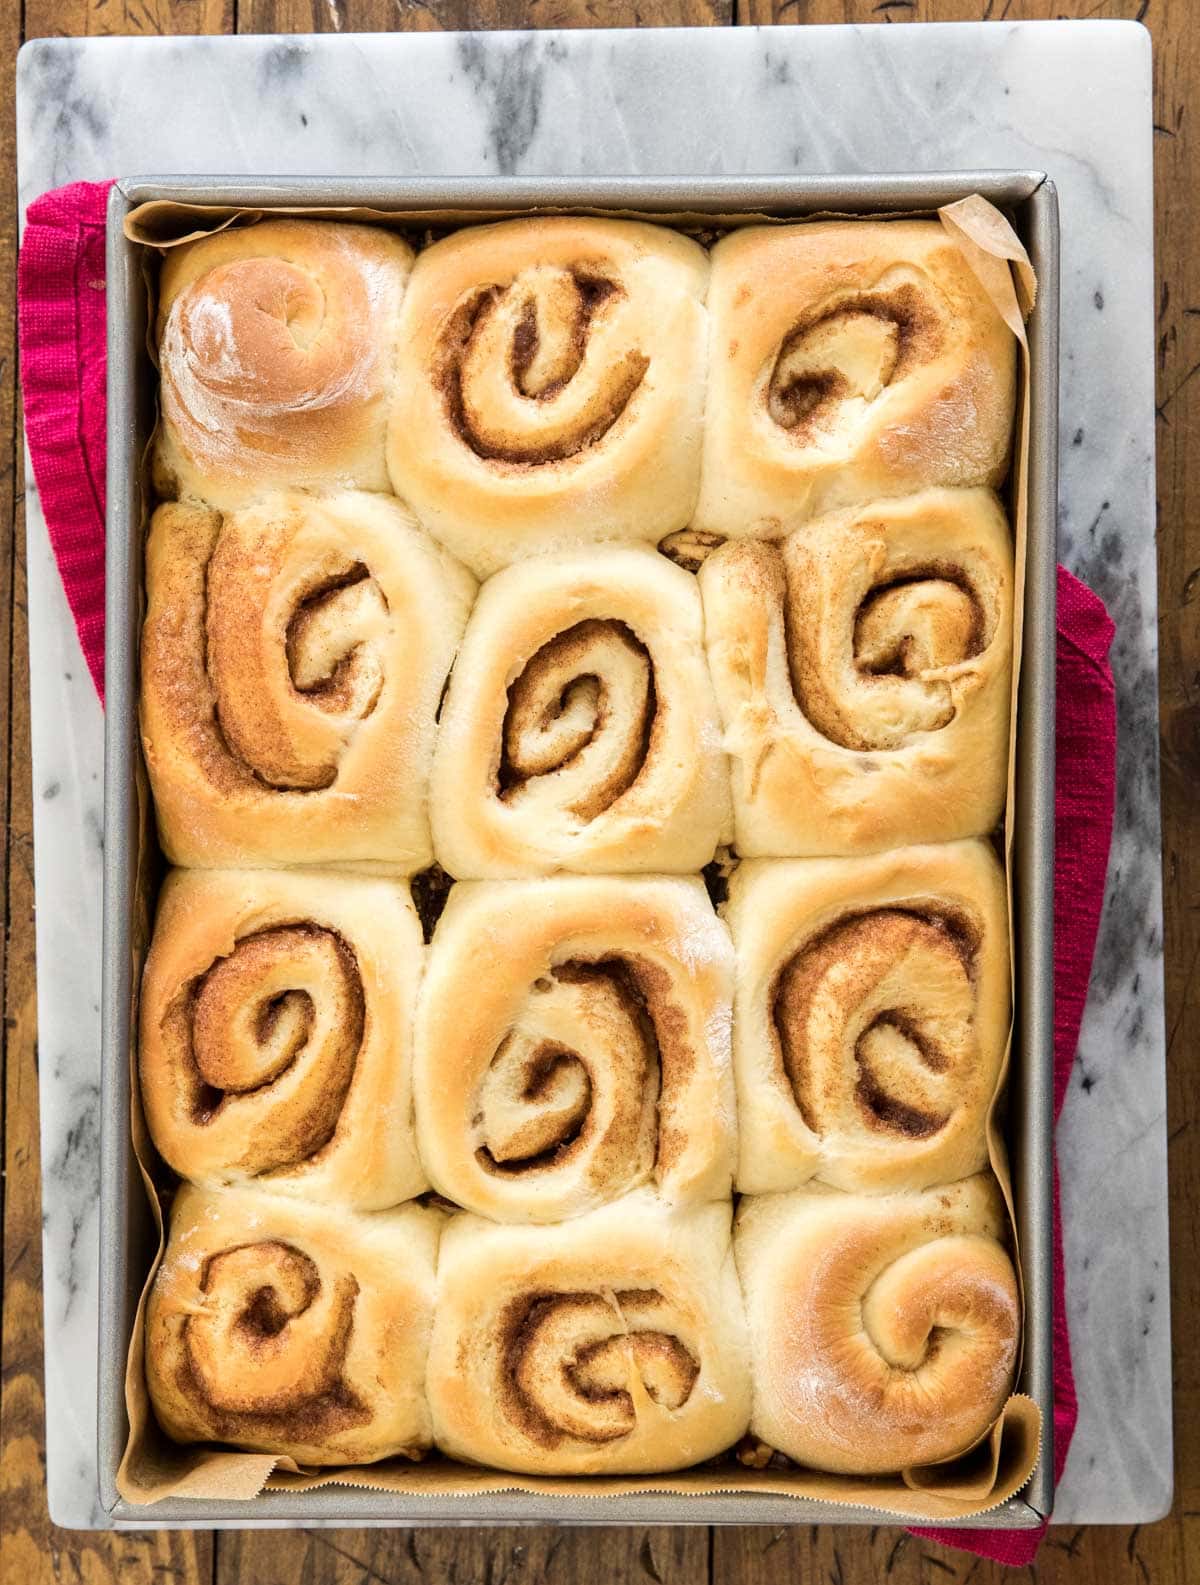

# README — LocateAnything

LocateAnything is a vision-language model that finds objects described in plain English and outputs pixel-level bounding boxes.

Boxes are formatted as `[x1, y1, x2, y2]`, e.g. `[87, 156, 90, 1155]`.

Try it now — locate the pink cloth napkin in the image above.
[18, 179, 113, 701]
[914, 564, 1114, 1564]
[18, 181, 1117, 1562]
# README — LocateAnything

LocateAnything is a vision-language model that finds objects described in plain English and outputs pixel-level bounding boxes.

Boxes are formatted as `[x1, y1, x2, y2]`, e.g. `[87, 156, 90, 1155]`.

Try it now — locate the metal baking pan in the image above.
[99, 172, 1058, 1529]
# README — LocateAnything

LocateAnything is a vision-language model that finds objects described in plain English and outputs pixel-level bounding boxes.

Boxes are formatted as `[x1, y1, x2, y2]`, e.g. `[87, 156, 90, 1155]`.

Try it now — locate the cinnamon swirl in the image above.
[413, 876, 736, 1222]
[426, 1191, 751, 1474]
[140, 868, 427, 1209]
[431, 545, 730, 876]
[386, 218, 709, 576]
[146, 1184, 441, 1465]
[694, 220, 1016, 537]
[155, 219, 413, 509]
[140, 491, 474, 872]
[699, 489, 1013, 856]
[725, 841, 1009, 1196]
[735, 1174, 1020, 1474]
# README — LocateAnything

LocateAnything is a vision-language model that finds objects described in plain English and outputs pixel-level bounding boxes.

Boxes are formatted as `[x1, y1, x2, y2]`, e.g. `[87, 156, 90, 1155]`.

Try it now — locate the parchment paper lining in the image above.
[115, 194, 1041, 1517]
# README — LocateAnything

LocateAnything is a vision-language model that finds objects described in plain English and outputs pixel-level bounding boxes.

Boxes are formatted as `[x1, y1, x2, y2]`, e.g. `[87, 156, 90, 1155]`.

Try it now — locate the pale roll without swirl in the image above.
[725, 841, 1009, 1196]
[735, 1174, 1020, 1474]
[699, 488, 1013, 856]
[155, 219, 412, 510]
[145, 1183, 441, 1465]
[431, 545, 731, 877]
[426, 1191, 751, 1474]
[140, 491, 474, 872]
[140, 867, 427, 1210]
[413, 876, 735, 1222]
[386, 218, 709, 577]
[693, 220, 1016, 537]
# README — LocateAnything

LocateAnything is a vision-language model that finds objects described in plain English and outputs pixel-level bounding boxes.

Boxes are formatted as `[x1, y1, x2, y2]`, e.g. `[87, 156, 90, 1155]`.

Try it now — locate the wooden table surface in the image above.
[1, 2, 1195, 1581]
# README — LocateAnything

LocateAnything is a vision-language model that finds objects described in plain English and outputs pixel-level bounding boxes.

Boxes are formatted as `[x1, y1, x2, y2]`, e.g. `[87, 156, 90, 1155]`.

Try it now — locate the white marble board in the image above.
[15, 20, 1169, 1530]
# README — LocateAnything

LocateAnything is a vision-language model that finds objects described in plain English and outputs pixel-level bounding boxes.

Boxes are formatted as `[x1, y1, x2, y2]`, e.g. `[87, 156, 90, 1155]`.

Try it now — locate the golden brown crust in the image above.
[145, 1184, 442, 1465]
[155, 219, 413, 509]
[413, 877, 736, 1222]
[139, 868, 427, 1209]
[387, 218, 709, 576]
[735, 1175, 1019, 1475]
[724, 842, 1009, 1196]
[426, 1193, 751, 1474]
[431, 545, 731, 876]
[699, 489, 1013, 856]
[140, 492, 474, 872]
[694, 221, 1016, 536]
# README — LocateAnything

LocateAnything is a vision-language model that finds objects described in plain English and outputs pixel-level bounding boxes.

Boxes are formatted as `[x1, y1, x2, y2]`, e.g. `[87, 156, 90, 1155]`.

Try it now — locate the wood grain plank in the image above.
[708, 1526, 941, 1585]
[1152, 5, 1200, 1585]
[24, 0, 233, 38]
[710, 1522, 1189, 1585]
[237, 0, 732, 37]
[0, 0, 20, 896]
[734, 0, 1150, 28]
[219, 1524, 710, 1585]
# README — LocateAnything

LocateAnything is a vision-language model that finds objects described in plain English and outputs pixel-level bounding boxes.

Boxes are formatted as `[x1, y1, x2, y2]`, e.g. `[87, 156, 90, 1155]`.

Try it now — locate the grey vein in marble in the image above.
[15, 20, 1167, 1529]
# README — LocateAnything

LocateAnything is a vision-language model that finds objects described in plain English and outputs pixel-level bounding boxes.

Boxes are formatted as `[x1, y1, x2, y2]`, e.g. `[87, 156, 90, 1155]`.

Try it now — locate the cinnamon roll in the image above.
[694, 221, 1016, 537]
[426, 1191, 751, 1474]
[431, 545, 730, 877]
[140, 491, 474, 872]
[140, 867, 427, 1209]
[735, 1175, 1020, 1474]
[725, 841, 1009, 1196]
[386, 218, 709, 576]
[413, 876, 735, 1222]
[155, 219, 412, 509]
[699, 489, 1013, 856]
[146, 1184, 441, 1465]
